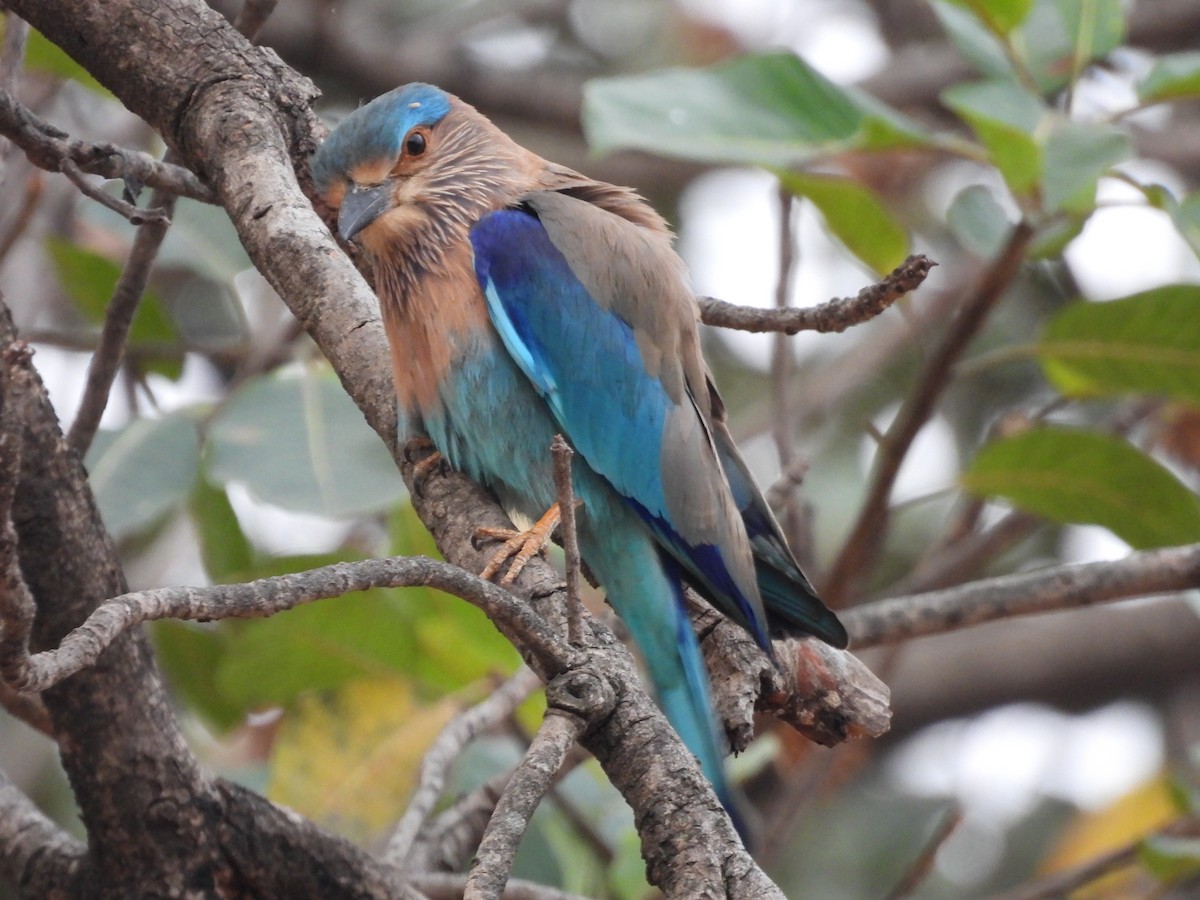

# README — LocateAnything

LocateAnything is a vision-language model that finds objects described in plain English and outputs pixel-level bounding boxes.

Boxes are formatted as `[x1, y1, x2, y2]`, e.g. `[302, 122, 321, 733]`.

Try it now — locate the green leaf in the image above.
[85, 414, 201, 540]
[931, 2, 1017, 81]
[1037, 285, 1200, 406]
[151, 621, 243, 731]
[962, 427, 1200, 549]
[1041, 121, 1131, 214]
[21, 25, 109, 95]
[205, 366, 407, 517]
[1165, 192, 1200, 261]
[189, 481, 255, 583]
[947, 184, 1014, 257]
[1138, 51, 1200, 104]
[1021, 0, 1125, 93]
[583, 52, 931, 167]
[1139, 835, 1200, 882]
[775, 171, 909, 274]
[215, 578, 422, 709]
[944, 0, 1035, 35]
[942, 80, 1046, 195]
[46, 236, 182, 379]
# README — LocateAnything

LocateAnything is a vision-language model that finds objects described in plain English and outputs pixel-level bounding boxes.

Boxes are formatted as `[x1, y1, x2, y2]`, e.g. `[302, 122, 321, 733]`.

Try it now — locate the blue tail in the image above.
[576, 498, 743, 828]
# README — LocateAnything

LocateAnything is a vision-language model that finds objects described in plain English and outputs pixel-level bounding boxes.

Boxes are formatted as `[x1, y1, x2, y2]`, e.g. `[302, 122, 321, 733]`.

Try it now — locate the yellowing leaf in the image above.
[267, 677, 461, 842]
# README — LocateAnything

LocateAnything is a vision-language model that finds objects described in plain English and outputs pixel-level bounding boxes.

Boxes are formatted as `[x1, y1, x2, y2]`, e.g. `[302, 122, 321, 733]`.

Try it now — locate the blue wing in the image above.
[469, 194, 771, 649]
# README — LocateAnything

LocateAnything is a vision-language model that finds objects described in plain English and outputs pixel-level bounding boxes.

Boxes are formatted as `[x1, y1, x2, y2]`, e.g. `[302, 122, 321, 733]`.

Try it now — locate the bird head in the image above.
[312, 83, 530, 260]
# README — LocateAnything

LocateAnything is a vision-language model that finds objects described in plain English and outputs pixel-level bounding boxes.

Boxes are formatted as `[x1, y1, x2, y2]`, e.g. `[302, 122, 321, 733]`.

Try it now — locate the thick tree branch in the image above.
[845, 542, 1200, 648]
[0, 769, 84, 896]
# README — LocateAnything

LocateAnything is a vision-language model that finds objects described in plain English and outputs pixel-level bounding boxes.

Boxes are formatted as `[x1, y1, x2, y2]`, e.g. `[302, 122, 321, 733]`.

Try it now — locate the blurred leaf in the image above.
[189, 481, 255, 583]
[1140, 835, 1200, 882]
[215, 576, 421, 709]
[942, 80, 1045, 195]
[1022, 0, 1125, 93]
[1041, 122, 1130, 214]
[1028, 213, 1087, 259]
[47, 236, 182, 379]
[931, 2, 1016, 81]
[151, 621, 243, 731]
[1040, 776, 1174, 877]
[962, 428, 1200, 548]
[205, 366, 406, 517]
[22, 25, 109, 94]
[1038, 285, 1200, 406]
[583, 52, 932, 168]
[1138, 51, 1200, 104]
[86, 414, 200, 540]
[162, 276, 248, 352]
[775, 171, 909, 274]
[156, 201, 253, 282]
[1164, 192, 1200, 261]
[947, 184, 1014, 257]
[267, 677, 460, 842]
[944, 0, 1034, 34]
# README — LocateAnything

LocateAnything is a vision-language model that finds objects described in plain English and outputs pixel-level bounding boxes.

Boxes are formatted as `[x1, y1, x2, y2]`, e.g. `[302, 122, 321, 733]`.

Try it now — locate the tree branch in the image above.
[0, 91, 214, 203]
[698, 254, 936, 335]
[384, 666, 543, 867]
[846, 542, 1200, 648]
[0, 768, 84, 895]
[824, 226, 1032, 605]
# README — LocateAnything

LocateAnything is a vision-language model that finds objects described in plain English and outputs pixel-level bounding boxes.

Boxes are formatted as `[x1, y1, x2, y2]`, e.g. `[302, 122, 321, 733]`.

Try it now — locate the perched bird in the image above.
[311, 83, 847, 814]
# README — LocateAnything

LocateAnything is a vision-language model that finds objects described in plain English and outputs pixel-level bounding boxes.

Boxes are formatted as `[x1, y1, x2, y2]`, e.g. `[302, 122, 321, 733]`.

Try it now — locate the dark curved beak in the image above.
[338, 182, 393, 241]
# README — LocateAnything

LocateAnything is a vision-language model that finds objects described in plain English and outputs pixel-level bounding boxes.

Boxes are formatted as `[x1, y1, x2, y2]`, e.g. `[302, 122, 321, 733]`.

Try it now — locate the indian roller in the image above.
[310, 83, 848, 818]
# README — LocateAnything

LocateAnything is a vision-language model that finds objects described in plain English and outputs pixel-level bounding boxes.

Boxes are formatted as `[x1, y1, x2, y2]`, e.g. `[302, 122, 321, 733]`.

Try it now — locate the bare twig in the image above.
[1, 557, 573, 694]
[0, 90, 214, 203]
[995, 815, 1200, 900]
[885, 806, 963, 899]
[846, 541, 1200, 648]
[0, 171, 42, 264]
[891, 510, 1039, 596]
[384, 665, 543, 867]
[66, 192, 175, 455]
[465, 671, 605, 900]
[0, 14, 28, 177]
[550, 435, 583, 647]
[58, 159, 169, 224]
[769, 188, 805, 553]
[824, 225, 1032, 606]
[698, 254, 936, 335]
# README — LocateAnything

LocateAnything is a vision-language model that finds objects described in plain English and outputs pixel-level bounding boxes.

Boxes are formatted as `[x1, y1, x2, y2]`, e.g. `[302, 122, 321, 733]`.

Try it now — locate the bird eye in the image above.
[404, 130, 427, 157]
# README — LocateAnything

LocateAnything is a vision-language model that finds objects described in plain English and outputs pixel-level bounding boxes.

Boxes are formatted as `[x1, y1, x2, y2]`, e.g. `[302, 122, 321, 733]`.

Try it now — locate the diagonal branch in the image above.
[824, 226, 1032, 606]
[0, 768, 85, 894]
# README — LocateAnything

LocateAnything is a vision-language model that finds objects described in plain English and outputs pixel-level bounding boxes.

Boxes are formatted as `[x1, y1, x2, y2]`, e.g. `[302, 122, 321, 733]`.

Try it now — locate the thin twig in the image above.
[0, 90, 214, 203]
[770, 187, 805, 553]
[550, 435, 583, 647]
[0, 14, 28, 176]
[66, 192, 176, 455]
[885, 805, 963, 899]
[465, 706, 588, 899]
[0, 557, 573, 694]
[824, 225, 1032, 606]
[0, 171, 43, 264]
[58, 158, 169, 225]
[698, 254, 936, 335]
[408, 872, 593, 900]
[845, 541, 1200, 648]
[995, 815, 1200, 900]
[383, 665, 543, 867]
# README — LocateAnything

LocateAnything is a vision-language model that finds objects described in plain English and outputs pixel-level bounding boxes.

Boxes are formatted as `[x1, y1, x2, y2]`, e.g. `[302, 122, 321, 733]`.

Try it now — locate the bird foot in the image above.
[412, 449, 445, 481]
[403, 437, 445, 481]
[477, 503, 561, 585]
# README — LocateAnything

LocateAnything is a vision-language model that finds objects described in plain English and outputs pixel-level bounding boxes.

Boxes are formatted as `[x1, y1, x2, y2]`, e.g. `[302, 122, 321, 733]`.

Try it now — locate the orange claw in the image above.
[477, 503, 561, 585]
